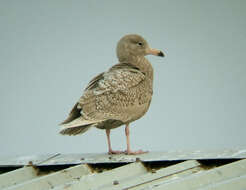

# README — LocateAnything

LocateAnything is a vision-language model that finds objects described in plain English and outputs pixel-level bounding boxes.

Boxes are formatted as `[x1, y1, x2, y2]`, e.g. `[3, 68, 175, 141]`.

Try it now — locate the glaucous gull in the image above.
[60, 34, 165, 155]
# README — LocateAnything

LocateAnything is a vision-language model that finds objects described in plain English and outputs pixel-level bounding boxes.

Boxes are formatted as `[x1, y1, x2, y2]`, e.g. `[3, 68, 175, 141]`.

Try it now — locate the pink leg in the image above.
[106, 129, 124, 154]
[125, 124, 148, 155]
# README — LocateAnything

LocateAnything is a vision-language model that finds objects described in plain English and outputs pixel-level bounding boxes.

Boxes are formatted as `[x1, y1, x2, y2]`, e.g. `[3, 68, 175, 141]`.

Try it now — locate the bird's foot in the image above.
[108, 150, 125, 154]
[125, 149, 148, 155]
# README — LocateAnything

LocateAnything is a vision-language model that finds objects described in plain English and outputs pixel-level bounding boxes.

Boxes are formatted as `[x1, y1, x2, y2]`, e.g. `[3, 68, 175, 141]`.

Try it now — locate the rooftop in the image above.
[0, 149, 246, 190]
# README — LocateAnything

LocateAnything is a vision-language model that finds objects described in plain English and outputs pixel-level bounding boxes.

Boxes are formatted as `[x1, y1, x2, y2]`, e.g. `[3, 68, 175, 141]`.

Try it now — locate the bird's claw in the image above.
[108, 150, 125, 154]
[124, 149, 148, 155]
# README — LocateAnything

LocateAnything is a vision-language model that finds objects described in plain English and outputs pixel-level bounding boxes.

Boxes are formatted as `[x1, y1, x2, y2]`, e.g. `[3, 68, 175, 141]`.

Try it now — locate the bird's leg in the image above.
[106, 129, 124, 154]
[125, 124, 148, 155]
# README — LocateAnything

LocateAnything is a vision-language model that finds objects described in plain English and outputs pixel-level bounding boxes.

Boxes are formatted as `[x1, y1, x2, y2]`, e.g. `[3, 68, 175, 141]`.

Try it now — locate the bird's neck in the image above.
[119, 56, 154, 80]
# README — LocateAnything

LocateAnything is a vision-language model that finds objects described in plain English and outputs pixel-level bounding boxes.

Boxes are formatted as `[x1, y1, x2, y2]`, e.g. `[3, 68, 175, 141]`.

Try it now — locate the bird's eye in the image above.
[138, 42, 143, 46]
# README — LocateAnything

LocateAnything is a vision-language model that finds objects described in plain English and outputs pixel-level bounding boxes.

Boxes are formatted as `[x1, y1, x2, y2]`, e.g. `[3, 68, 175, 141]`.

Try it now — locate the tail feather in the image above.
[60, 103, 81, 125]
[60, 125, 91, 135]
[59, 117, 103, 135]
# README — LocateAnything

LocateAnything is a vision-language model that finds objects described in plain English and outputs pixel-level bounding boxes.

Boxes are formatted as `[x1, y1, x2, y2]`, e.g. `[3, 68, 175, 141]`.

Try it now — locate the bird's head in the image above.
[116, 34, 164, 62]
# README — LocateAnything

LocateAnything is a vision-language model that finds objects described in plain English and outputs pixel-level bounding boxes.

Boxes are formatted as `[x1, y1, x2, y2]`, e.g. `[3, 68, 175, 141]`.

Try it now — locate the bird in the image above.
[60, 34, 164, 155]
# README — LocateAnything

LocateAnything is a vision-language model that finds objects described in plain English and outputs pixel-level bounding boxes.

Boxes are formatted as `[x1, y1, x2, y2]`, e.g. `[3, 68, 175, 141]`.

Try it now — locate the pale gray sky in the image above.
[1, 0, 246, 156]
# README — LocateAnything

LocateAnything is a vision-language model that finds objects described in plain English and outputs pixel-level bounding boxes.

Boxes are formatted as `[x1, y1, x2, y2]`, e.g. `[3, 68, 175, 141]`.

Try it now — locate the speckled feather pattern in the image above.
[79, 62, 152, 123]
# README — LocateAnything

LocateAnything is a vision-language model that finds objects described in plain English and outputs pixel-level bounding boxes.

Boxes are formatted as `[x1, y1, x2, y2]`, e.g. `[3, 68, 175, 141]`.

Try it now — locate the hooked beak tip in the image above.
[158, 51, 165, 57]
[148, 48, 165, 57]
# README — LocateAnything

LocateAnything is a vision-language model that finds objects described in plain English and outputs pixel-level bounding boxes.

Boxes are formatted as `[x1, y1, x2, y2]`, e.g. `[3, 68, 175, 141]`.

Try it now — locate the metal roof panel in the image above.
[101, 160, 201, 190]
[6, 164, 91, 190]
[0, 166, 38, 189]
[152, 159, 246, 190]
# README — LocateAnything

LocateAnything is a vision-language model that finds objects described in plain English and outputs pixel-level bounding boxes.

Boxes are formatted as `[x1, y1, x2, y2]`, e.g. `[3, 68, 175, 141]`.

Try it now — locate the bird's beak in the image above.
[147, 48, 165, 57]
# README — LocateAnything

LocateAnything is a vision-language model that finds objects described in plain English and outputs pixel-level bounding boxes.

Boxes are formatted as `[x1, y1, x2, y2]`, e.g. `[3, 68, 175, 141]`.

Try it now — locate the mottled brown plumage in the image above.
[60, 34, 164, 154]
